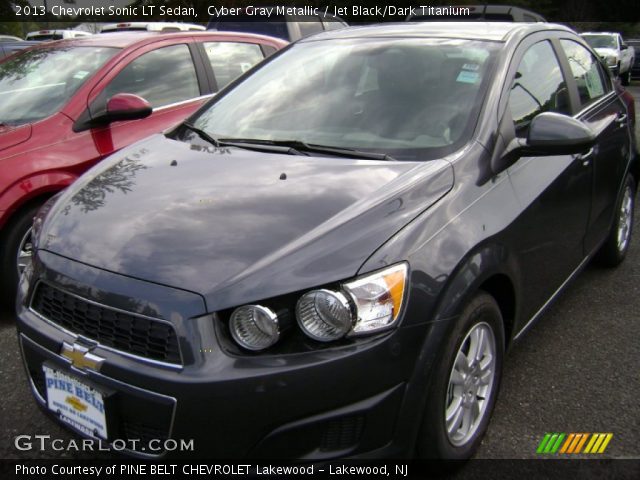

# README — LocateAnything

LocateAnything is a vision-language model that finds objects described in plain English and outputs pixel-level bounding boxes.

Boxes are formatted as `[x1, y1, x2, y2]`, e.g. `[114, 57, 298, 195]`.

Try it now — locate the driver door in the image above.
[504, 39, 593, 321]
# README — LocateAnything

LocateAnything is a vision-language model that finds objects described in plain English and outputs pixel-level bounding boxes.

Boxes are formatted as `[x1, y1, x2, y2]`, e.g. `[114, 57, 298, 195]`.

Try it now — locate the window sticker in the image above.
[456, 70, 479, 84]
[584, 68, 604, 98]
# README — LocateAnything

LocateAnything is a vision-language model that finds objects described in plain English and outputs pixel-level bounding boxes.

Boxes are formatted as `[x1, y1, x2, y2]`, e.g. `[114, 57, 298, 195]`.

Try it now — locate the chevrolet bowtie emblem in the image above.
[61, 342, 104, 372]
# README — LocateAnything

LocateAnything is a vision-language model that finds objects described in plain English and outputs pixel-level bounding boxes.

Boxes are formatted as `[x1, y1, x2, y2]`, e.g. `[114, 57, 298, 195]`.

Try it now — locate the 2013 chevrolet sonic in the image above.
[16, 22, 637, 459]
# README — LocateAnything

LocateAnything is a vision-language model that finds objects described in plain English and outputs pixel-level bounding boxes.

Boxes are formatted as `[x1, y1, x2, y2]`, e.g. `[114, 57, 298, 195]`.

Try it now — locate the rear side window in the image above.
[203, 42, 264, 89]
[103, 44, 199, 108]
[560, 39, 609, 109]
[508, 41, 570, 136]
[29, 34, 63, 41]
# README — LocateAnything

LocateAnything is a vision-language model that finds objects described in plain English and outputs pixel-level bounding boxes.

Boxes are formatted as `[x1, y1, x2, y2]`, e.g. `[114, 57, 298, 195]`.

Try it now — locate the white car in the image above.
[25, 30, 92, 41]
[99, 22, 205, 33]
[581, 32, 635, 85]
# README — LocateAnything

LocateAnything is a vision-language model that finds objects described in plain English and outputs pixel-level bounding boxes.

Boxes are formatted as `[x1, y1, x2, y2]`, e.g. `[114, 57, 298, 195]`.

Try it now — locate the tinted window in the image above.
[560, 39, 608, 109]
[508, 41, 569, 136]
[191, 38, 498, 161]
[103, 44, 199, 108]
[29, 34, 63, 41]
[0, 46, 116, 125]
[203, 42, 264, 89]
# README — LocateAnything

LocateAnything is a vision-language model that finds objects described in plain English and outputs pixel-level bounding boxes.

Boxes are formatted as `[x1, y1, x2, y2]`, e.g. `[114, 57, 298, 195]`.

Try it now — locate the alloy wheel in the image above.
[445, 322, 497, 447]
[616, 185, 633, 253]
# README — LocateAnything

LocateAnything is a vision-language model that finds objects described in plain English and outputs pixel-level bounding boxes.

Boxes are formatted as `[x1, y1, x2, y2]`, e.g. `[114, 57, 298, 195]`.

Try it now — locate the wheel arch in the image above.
[429, 241, 520, 347]
[399, 240, 519, 457]
[0, 171, 77, 231]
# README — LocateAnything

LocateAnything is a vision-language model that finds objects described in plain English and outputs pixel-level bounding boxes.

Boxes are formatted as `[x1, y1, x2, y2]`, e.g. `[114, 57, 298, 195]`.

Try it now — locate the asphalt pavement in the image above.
[0, 85, 639, 461]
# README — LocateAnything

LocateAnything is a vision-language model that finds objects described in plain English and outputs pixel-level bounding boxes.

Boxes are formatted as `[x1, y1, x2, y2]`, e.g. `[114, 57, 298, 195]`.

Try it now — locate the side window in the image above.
[103, 44, 199, 108]
[203, 42, 264, 90]
[508, 41, 570, 137]
[560, 39, 609, 109]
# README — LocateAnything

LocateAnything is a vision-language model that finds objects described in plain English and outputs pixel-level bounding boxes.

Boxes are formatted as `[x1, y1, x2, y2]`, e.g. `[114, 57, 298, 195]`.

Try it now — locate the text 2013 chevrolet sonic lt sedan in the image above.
[16, 22, 637, 459]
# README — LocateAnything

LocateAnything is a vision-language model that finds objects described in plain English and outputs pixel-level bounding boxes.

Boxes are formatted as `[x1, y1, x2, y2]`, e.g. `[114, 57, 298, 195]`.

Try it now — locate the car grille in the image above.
[31, 282, 181, 364]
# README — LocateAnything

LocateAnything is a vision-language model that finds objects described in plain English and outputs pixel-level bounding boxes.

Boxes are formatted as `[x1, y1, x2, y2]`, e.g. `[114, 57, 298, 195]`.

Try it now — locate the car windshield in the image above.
[189, 38, 498, 161]
[0, 46, 117, 126]
[582, 35, 617, 49]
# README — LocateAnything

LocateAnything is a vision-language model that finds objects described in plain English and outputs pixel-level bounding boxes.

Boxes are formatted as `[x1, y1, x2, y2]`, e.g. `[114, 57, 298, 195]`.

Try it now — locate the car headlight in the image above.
[229, 305, 280, 351]
[605, 55, 618, 66]
[296, 289, 354, 342]
[225, 262, 408, 350]
[344, 263, 408, 334]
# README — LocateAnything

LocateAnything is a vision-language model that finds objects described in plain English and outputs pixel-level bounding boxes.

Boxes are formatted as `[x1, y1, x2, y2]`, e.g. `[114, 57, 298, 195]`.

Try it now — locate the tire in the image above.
[594, 175, 636, 267]
[416, 292, 505, 459]
[0, 204, 40, 309]
[621, 69, 631, 86]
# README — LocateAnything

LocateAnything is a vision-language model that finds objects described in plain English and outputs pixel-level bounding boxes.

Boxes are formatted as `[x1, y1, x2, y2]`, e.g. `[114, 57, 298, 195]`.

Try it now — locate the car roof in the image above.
[24, 31, 287, 49]
[301, 21, 574, 43]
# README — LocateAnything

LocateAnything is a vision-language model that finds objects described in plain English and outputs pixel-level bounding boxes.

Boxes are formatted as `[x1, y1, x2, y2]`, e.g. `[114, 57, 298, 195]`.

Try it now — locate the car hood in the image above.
[593, 47, 618, 57]
[0, 123, 32, 152]
[40, 134, 454, 311]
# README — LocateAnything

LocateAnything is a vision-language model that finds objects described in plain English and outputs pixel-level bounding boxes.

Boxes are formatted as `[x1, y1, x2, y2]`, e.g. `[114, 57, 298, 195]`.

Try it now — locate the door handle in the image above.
[615, 113, 628, 126]
[577, 147, 595, 166]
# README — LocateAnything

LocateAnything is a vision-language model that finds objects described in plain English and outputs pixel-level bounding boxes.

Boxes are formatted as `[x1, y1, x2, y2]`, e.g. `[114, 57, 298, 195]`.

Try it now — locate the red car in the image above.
[0, 31, 287, 306]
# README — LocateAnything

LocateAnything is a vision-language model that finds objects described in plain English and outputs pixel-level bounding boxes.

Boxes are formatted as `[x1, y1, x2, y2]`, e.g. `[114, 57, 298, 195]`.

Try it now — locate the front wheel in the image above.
[595, 175, 636, 267]
[621, 68, 631, 86]
[0, 205, 40, 309]
[416, 292, 505, 459]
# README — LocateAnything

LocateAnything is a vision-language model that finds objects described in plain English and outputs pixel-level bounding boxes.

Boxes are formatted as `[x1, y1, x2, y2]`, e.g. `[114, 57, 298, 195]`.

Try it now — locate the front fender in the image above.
[0, 171, 77, 229]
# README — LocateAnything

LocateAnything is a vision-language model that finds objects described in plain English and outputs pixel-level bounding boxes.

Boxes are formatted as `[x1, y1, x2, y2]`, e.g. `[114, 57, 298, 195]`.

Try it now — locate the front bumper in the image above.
[16, 251, 438, 459]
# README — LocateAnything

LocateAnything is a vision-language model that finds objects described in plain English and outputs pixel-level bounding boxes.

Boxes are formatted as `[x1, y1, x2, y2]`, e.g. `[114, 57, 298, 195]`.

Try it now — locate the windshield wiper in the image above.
[218, 138, 395, 161]
[182, 122, 221, 147]
[182, 127, 307, 156]
[214, 138, 310, 157]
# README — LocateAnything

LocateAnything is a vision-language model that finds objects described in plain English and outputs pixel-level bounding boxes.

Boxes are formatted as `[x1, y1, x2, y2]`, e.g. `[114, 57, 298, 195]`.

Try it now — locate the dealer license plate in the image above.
[43, 366, 108, 439]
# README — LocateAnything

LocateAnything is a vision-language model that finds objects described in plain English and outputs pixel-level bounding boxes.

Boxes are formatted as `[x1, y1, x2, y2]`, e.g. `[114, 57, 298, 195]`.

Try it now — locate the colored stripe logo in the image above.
[537, 433, 613, 454]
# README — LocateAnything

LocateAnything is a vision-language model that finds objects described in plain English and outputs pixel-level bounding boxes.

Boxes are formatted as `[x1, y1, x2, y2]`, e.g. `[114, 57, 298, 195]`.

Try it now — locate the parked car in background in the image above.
[0, 31, 287, 307]
[208, 9, 348, 41]
[100, 22, 205, 33]
[407, 4, 546, 22]
[26, 30, 93, 41]
[17, 22, 636, 460]
[0, 41, 37, 61]
[581, 32, 635, 85]
[626, 38, 640, 80]
[0, 35, 23, 42]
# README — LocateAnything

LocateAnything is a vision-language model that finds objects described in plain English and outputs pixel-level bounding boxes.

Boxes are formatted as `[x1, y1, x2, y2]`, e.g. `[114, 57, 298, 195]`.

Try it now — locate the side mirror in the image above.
[104, 93, 152, 123]
[525, 112, 596, 154]
[621, 43, 629, 50]
[506, 112, 596, 158]
[493, 112, 595, 175]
